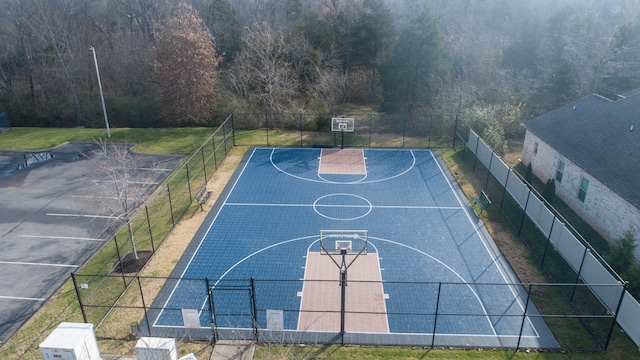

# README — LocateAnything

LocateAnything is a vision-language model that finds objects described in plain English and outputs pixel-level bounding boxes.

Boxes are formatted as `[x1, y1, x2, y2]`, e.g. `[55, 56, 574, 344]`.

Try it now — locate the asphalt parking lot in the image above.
[0, 142, 182, 345]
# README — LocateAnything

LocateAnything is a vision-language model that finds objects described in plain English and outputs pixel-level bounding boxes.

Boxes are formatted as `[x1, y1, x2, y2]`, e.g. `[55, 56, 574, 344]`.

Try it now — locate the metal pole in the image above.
[71, 273, 88, 323]
[167, 184, 175, 227]
[201, 147, 207, 183]
[113, 236, 127, 287]
[431, 282, 442, 348]
[230, 113, 236, 146]
[137, 276, 151, 335]
[250, 278, 259, 340]
[516, 283, 533, 350]
[89, 46, 111, 137]
[145, 205, 154, 252]
[186, 163, 192, 203]
[340, 249, 347, 344]
[518, 190, 532, 234]
[452, 114, 459, 149]
[206, 278, 217, 342]
[570, 248, 590, 302]
[604, 282, 628, 350]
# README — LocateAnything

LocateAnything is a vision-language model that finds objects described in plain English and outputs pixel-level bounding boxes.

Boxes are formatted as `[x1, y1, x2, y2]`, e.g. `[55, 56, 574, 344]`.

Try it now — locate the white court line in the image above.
[0, 260, 78, 268]
[18, 235, 104, 242]
[0, 295, 46, 301]
[46, 213, 120, 219]
[225, 202, 461, 210]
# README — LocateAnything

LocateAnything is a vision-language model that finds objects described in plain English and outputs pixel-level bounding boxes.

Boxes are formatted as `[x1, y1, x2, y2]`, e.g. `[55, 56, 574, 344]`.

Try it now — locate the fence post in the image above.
[604, 282, 628, 350]
[137, 276, 151, 335]
[570, 248, 590, 302]
[431, 282, 442, 348]
[472, 136, 480, 172]
[167, 184, 175, 227]
[250, 278, 259, 340]
[186, 163, 193, 203]
[205, 278, 218, 342]
[452, 114, 459, 149]
[499, 170, 511, 210]
[428, 114, 433, 147]
[201, 147, 208, 183]
[145, 205, 154, 252]
[402, 114, 407, 148]
[518, 190, 532, 234]
[368, 115, 372, 148]
[485, 152, 495, 190]
[299, 114, 303, 147]
[540, 217, 558, 267]
[212, 135, 218, 170]
[516, 283, 533, 350]
[222, 120, 228, 155]
[113, 236, 127, 287]
[70, 273, 88, 324]
[265, 113, 269, 146]
[231, 113, 236, 146]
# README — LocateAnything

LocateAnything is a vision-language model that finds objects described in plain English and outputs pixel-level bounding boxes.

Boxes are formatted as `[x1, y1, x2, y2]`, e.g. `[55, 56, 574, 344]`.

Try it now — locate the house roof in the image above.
[522, 89, 640, 209]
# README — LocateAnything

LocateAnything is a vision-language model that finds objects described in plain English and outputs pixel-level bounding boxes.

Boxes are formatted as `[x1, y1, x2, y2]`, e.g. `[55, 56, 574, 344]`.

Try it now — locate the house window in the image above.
[534, 141, 539, 154]
[555, 160, 565, 183]
[578, 177, 589, 202]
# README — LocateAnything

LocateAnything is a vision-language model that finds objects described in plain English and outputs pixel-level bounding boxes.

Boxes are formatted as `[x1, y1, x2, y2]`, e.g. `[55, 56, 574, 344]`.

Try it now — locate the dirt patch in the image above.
[116, 251, 153, 273]
[441, 149, 546, 284]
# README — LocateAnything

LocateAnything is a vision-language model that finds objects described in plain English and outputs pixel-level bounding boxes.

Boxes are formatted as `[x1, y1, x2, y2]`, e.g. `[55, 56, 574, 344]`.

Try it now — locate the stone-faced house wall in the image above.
[523, 131, 640, 258]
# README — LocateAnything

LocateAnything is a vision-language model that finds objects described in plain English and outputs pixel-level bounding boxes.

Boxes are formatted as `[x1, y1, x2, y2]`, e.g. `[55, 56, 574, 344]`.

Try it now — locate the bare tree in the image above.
[313, 68, 347, 114]
[227, 21, 299, 126]
[155, 1, 220, 124]
[24, 0, 84, 125]
[88, 139, 154, 260]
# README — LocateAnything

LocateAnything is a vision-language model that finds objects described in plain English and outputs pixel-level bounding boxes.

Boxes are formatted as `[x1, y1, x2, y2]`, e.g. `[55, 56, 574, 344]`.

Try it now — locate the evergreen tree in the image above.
[607, 230, 638, 274]
[542, 178, 556, 205]
[524, 163, 533, 184]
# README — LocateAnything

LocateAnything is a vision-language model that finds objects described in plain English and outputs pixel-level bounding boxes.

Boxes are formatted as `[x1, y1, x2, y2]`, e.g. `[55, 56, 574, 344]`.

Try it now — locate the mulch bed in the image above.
[115, 250, 153, 273]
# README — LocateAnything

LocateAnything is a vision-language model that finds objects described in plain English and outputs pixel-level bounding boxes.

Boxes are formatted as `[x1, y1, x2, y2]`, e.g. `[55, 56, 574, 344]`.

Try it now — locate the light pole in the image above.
[89, 46, 111, 138]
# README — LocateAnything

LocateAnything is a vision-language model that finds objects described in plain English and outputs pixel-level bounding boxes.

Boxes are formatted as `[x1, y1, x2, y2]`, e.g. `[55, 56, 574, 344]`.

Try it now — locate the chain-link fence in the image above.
[71, 115, 235, 329]
[454, 122, 636, 350]
[70, 113, 636, 350]
[71, 274, 622, 350]
[232, 113, 460, 148]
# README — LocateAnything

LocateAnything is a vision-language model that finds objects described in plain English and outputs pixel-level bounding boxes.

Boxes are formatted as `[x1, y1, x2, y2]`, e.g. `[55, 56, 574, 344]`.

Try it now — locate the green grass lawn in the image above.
[0, 127, 215, 155]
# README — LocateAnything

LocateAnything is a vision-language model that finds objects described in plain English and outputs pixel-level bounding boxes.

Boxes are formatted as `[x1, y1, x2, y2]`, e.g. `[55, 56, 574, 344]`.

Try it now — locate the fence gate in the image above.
[206, 278, 258, 341]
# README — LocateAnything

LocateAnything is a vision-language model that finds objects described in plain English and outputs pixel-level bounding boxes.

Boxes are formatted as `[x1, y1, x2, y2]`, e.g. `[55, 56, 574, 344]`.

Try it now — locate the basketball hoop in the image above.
[331, 118, 354, 149]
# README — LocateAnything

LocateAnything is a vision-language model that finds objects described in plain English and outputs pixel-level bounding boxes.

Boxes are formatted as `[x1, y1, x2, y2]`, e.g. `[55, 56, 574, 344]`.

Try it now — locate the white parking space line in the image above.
[46, 213, 120, 219]
[0, 260, 78, 268]
[0, 295, 46, 301]
[18, 235, 105, 242]
[136, 167, 173, 172]
[70, 195, 142, 200]
[91, 179, 161, 185]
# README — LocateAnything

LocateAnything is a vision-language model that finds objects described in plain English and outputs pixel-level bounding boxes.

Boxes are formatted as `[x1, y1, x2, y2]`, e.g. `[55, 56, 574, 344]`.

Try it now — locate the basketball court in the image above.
[150, 145, 558, 348]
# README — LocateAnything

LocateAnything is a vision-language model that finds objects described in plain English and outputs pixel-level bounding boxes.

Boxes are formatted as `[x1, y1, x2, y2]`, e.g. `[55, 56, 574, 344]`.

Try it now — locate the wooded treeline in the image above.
[0, 0, 639, 131]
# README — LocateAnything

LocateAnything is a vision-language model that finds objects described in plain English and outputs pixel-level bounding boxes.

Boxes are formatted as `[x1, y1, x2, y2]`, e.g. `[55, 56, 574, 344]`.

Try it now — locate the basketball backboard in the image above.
[331, 117, 355, 132]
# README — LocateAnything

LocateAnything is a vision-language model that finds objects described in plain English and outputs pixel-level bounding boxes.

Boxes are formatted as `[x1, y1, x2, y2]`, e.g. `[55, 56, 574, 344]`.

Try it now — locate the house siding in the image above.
[523, 132, 640, 259]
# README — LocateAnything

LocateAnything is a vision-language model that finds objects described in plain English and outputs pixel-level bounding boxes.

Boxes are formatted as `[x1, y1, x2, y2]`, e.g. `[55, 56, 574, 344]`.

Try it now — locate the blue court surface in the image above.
[150, 148, 558, 348]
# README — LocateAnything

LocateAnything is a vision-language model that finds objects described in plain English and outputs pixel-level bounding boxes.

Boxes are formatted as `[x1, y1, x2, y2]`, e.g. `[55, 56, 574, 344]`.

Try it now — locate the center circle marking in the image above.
[312, 193, 373, 221]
